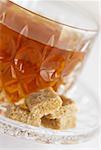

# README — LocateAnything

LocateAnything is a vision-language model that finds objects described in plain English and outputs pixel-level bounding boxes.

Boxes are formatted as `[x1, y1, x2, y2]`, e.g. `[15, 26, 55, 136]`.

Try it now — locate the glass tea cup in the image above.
[0, 0, 98, 102]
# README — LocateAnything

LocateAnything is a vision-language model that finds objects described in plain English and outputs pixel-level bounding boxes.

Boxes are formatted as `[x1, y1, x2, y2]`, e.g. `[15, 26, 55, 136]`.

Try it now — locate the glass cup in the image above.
[0, 0, 99, 144]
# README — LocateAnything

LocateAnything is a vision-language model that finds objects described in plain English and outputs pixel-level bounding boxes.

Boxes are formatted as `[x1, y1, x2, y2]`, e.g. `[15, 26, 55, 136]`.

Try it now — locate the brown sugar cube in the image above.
[46, 96, 77, 119]
[19, 102, 29, 111]
[6, 105, 41, 127]
[60, 95, 73, 105]
[41, 96, 77, 130]
[25, 88, 62, 117]
[6, 105, 29, 124]
[27, 113, 41, 127]
[41, 115, 76, 130]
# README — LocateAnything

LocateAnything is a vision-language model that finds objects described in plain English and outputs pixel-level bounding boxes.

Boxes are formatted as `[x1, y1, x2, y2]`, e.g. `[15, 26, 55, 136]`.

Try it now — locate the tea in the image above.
[0, 24, 84, 103]
[0, 1, 86, 102]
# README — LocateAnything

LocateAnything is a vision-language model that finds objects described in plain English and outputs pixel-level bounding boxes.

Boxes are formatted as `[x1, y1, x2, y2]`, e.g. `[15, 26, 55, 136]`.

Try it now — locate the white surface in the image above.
[0, 0, 100, 149]
[0, 133, 99, 150]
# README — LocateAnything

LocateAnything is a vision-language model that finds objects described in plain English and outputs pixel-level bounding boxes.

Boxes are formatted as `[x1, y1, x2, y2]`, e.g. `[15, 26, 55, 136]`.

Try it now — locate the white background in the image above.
[0, 0, 100, 150]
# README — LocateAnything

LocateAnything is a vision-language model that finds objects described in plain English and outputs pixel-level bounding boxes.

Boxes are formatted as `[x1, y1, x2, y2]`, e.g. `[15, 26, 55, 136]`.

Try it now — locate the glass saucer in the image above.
[0, 81, 99, 144]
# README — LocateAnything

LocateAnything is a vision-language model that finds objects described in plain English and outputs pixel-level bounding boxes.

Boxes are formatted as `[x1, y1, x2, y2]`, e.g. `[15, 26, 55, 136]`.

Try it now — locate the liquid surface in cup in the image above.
[0, 1, 85, 103]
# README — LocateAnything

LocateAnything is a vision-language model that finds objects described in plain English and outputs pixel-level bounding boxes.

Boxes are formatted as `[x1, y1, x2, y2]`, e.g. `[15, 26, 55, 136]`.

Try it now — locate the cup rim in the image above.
[7, 0, 99, 33]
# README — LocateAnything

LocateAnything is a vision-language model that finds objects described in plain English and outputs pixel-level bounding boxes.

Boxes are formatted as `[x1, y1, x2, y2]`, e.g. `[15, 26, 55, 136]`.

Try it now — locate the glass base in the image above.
[0, 81, 99, 144]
